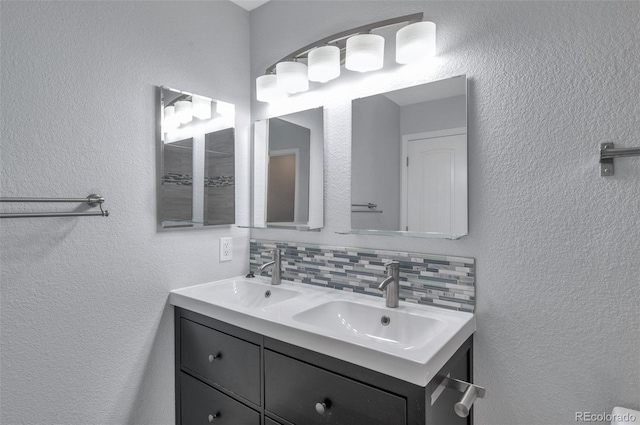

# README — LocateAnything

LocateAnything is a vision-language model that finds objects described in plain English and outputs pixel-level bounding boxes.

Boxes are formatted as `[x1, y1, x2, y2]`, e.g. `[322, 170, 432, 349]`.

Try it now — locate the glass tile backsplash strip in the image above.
[250, 239, 475, 312]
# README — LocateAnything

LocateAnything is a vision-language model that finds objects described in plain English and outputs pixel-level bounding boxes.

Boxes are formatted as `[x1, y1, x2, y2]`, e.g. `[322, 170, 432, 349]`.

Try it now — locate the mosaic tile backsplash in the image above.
[249, 239, 475, 312]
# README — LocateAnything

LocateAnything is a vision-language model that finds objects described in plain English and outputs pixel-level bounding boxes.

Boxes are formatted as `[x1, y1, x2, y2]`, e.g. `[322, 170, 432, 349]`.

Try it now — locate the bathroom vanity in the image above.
[171, 276, 477, 425]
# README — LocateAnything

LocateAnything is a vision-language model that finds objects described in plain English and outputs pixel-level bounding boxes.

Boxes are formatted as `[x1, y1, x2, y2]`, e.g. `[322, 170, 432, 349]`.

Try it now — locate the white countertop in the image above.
[169, 275, 475, 387]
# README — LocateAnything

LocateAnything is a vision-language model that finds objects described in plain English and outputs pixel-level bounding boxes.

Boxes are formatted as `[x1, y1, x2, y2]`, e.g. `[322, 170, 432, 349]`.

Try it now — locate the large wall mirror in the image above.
[351, 75, 467, 239]
[158, 86, 235, 229]
[252, 107, 324, 230]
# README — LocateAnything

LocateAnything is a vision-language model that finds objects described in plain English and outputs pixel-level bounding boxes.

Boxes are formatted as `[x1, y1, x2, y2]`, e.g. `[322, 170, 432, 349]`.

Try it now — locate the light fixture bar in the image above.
[264, 12, 423, 74]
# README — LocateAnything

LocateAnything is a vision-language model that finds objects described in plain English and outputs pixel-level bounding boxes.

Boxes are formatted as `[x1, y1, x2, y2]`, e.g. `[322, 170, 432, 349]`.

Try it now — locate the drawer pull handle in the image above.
[208, 412, 220, 422]
[315, 399, 331, 415]
[208, 353, 222, 363]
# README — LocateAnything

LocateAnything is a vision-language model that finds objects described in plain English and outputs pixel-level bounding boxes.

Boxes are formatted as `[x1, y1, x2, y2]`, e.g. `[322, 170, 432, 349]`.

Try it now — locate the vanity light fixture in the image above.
[256, 74, 287, 103]
[276, 61, 309, 94]
[345, 34, 385, 72]
[308, 45, 340, 83]
[396, 21, 437, 64]
[256, 13, 436, 103]
[192, 95, 212, 120]
[163, 105, 179, 130]
[163, 90, 234, 132]
[215, 100, 235, 118]
[174, 100, 193, 124]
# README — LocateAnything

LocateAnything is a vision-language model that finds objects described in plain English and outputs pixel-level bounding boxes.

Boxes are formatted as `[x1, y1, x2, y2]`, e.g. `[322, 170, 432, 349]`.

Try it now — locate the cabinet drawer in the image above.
[265, 350, 407, 425]
[181, 372, 259, 425]
[180, 318, 260, 405]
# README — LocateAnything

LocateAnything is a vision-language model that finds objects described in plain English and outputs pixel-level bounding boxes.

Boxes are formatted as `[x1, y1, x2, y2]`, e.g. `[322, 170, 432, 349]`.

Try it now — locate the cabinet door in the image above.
[180, 318, 260, 405]
[265, 350, 407, 425]
[180, 372, 259, 425]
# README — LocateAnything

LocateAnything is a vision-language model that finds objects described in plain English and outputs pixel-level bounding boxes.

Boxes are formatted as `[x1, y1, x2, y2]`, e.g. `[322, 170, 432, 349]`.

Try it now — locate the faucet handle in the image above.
[261, 248, 280, 256]
[384, 261, 400, 268]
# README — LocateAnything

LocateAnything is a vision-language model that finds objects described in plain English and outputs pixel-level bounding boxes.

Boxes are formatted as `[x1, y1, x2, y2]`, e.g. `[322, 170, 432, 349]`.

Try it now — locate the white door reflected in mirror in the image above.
[403, 131, 467, 235]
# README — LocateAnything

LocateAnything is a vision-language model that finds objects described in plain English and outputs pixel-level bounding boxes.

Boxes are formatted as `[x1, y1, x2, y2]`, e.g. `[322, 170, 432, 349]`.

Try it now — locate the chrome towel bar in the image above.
[0, 194, 109, 218]
[600, 143, 640, 176]
[351, 202, 383, 213]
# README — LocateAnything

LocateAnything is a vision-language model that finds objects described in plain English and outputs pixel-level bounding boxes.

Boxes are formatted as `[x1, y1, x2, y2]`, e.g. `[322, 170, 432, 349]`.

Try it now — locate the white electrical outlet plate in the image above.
[219, 237, 232, 262]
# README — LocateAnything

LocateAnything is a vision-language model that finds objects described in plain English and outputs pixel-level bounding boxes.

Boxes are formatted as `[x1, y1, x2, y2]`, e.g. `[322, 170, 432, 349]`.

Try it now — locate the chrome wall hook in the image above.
[442, 377, 486, 418]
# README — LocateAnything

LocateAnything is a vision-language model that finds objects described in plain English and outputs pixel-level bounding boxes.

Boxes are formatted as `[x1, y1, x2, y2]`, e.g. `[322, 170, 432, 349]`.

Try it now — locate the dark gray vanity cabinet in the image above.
[175, 307, 473, 425]
[264, 349, 406, 424]
[180, 318, 260, 405]
[176, 309, 262, 425]
[181, 372, 260, 425]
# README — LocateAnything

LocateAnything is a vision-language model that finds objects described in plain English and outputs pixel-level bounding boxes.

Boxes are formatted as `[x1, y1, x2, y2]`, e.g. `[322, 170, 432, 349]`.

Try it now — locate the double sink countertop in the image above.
[169, 275, 475, 387]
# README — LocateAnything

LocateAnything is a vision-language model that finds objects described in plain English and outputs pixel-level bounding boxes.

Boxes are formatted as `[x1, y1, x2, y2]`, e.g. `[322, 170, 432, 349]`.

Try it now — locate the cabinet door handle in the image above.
[315, 399, 331, 415]
[208, 412, 220, 422]
[208, 353, 222, 363]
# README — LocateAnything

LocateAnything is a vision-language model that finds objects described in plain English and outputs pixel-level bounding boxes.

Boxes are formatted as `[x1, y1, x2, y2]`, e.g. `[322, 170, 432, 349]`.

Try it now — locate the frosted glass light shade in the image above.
[256, 74, 288, 103]
[396, 21, 436, 64]
[175, 100, 193, 124]
[308, 45, 340, 83]
[192, 95, 212, 120]
[345, 34, 384, 72]
[215, 100, 235, 118]
[276, 61, 309, 94]
[164, 106, 179, 130]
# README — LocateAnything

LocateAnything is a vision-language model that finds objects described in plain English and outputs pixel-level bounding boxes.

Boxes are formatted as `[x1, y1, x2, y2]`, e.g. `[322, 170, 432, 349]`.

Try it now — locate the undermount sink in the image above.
[185, 279, 301, 309]
[292, 300, 445, 349]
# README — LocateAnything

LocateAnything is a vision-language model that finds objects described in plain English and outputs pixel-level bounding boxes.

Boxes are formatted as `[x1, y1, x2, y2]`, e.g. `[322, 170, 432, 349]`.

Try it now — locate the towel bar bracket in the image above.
[86, 194, 105, 207]
[442, 377, 486, 418]
[600, 143, 640, 176]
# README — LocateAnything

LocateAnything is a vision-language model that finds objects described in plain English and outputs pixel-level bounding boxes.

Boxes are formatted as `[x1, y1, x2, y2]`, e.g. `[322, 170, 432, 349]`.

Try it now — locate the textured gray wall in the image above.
[0, 2, 250, 424]
[250, 2, 640, 424]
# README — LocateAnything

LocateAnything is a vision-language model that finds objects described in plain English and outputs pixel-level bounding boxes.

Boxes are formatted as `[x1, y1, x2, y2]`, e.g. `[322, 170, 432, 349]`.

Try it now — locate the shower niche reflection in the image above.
[159, 86, 235, 229]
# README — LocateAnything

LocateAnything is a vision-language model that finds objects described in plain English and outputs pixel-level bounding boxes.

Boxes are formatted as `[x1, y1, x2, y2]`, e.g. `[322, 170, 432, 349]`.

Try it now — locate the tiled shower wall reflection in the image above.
[250, 239, 475, 312]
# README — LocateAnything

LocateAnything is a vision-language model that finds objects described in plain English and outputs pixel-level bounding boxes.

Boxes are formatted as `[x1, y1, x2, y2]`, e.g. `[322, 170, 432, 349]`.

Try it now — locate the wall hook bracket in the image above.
[600, 143, 640, 176]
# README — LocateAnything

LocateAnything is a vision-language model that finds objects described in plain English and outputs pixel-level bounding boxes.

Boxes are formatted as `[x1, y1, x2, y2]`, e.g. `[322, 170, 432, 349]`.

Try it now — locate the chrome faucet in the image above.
[378, 261, 400, 308]
[259, 249, 282, 285]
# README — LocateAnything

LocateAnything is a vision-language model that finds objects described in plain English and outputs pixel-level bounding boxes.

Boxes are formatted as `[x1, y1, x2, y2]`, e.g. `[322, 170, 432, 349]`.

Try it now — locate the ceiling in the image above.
[229, 0, 270, 11]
